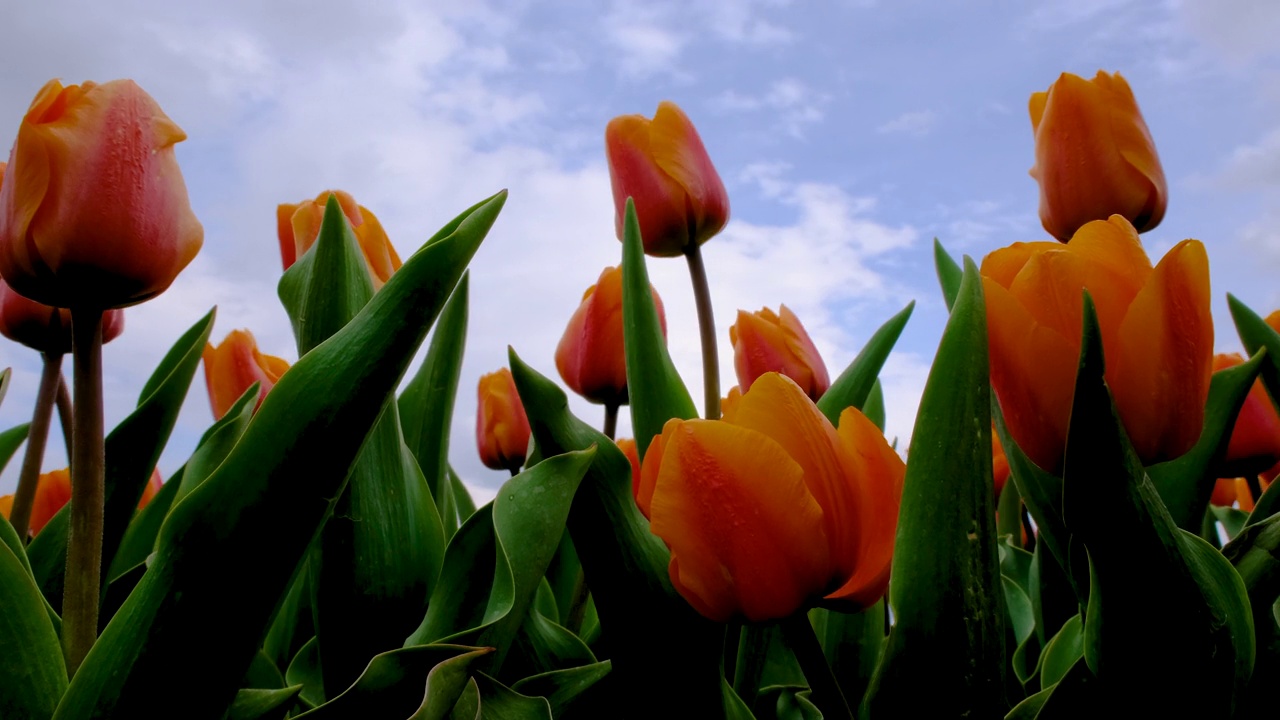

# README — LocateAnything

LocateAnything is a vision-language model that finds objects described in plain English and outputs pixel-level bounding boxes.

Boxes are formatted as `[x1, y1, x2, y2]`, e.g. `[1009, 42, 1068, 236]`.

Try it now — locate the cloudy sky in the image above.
[2, 0, 1279, 503]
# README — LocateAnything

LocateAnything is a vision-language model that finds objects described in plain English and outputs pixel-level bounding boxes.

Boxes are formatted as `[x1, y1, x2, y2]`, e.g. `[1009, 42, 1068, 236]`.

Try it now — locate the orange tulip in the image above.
[476, 368, 531, 473]
[0, 276, 123, 352]
[991, 432, 1011, 499]
[138, 468, 163, 509]
[1213, 353, 1280, 477]
[605, 101, 729, 257]
[1029, 71, 1167, 242]
[278, 190, 402, 290]
[202, 330, 291, 420]
[0, 468, 69, 537]
[730, 305, 830, 402]
[617, 437, 642, 502]
[982, 215, 1211, 473]
[555, 266, 667, 405]
[636, 372, 903, 622]
[0, 79, 203, 309]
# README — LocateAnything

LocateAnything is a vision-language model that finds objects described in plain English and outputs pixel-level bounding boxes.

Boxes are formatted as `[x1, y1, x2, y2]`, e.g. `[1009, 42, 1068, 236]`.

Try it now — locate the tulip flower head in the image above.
[0, 468, 70, 537]
[730, 305, 830, 402]
[202, 329, 291, 420]
[605, 101, 729, 257]
[0, 79, 204, 309]
[1214, 353, 1280, 477]
[0, 276, 123, 353]
[476, 368, 532, 474]
[278, 190, 402, 289]
[982, 216, 1211, 473]
[1029, 70, 1167, 241]
[617, 437, 642, 500]
[636, 372, 904, 622]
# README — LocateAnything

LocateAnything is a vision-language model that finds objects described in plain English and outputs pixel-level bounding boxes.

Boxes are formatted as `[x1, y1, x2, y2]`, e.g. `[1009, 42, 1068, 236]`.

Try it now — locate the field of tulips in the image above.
[0, 68, 1277, 720]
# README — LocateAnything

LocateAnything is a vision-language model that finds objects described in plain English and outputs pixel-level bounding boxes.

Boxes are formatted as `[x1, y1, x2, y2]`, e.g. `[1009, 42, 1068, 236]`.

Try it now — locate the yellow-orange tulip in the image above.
[278, 190, 402, 289]
[605, 101, 729, 257]
[982, 215, 1211, 473]
[636, 372, 903, 622]
[0, 276, 123, 352]
[0, 79, 203, 309]
[476, 368, 531, 474]
[202, 330, 291, 420]
[1029, 71, 1167, 241]
[730, 305, 830, 402]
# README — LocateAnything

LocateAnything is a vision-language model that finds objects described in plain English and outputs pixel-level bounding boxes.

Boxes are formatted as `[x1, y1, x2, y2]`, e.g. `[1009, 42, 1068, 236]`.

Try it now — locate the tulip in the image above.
[555, 266, 667, 406]
[605, 101, 729, 257]
[991, 431, 1011, 499]
[1212, 353, 1280, 477]
[0, 277, 123, 352]
[278, 190, 402, 290]
[138, 468, 163, 509]
[982, 215, 1211, 472]
[476, 368, 531, 474]
[1029, 70, 1167, 242]
[730, 305, 830, 402]
[0, 467, 70, 537]
[0, 79, 203, 309]
[202, 329, 291, 420]
[617, 437, 642, 502]
[636, 372, 903, 622]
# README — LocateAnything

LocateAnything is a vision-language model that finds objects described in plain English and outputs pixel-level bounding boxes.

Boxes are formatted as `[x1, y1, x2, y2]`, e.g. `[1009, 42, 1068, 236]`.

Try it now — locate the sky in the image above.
[2, 0, 1279, 504]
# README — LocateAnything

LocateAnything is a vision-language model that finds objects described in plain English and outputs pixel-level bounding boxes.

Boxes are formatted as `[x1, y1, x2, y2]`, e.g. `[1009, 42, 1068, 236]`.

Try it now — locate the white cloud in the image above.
[713, 79, 828, 138]
[1211, 127, 1280, 189]
[1179, 0, 1280, 66]
[602, 3, 689, 79]
[877, 110, 936, 137]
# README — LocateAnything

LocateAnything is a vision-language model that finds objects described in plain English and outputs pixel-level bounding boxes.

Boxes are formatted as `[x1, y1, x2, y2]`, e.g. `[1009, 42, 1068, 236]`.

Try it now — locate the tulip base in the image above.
[685, 242, 720, 420]
[8, 352, 64, 540]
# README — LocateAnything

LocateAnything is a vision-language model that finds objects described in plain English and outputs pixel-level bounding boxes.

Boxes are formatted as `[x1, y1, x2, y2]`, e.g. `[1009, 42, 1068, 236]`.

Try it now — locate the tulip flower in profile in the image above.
[1213, 353, 1280, 477]
[202, 329, 291, 420]
[1029, 70, 1167, 242]
[0, 277, 124, 353]
[635, 372, 903, 622]
[476, 368, 532, 475]
[0, 468, 69, 537]
[982, 215, 1212, 473]
[730, 305, 830, 402]
[278, 190, 402, 289]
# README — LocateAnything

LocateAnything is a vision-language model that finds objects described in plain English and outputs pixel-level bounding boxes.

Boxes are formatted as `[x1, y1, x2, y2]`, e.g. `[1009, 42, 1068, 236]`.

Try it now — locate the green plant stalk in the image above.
[685, 241, 720, 420]
[732, 624, 773, 710]
[9, 352, 64, 540]
[63, 307, 105, 676]
[57, 373, 73, 461]
[602, 401, 619, 440]
[780, 613, 853, 720]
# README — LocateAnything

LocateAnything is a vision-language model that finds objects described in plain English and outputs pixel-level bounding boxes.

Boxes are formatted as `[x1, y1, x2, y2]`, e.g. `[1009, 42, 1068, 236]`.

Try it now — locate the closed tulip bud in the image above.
[0, 276, 123, 353]
[278, 190, 402, 289]
[730, 305, 830, 401]
[605, 101, 729, 257]
[1029, 71, 1167, 241]
[0, 79, 203, 309]
[476, 368, 531, 474]
[555, 266, 666, 406]
[202, 329, 291, 420]
[636, 372, 903, 622]
[982, 216, 1212, 472]
[0, 468, 69, 537]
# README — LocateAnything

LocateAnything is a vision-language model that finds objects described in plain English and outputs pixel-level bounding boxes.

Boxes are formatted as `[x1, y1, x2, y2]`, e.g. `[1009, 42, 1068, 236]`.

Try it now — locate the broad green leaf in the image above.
[1003, 687, 1048, 720]
[0, 367, 10, 408]
[450, 465, 477, 523]
[809, 602, 883, 713]
[294, 645, 489, 720]
[755, 685, 818, 720]
[52, 190, 505, 720]
[815, 301, 913, 426]
[0, 422, 29, 475]
[933, 238, 963, 311]
[1030, 658, 1098, 719]
[996, 474, 1023, 542]
[108, 467, 182, 581]
[0, 538, 66, 719]
[1176, 530, 1255, 707]
[545, 532, 582, 631]
[286, 637, 325, 710]
[510, 661, 612, 718]
[1011, 633, 1041, 690]
[731, 624, 803, 710]
[1038, 614, 1082, 689]
[242, 649, 286, 690]
[998, 535, 1033, 595]
[865, 258, 1006, 718]
[511, 610, 596, 679]
[1028, 540, 1076, 648]
[99, 561, 146, 631]
[1212, 505, 1250, 540]
[1250, 478, 1280, 526]
[173, 382, 258, 506]
[1223, 515, 1280, 717]
[450, 673, 553, 720]
[1002, 577, 1034, 647]
[406, 505, 496, 648]
[225, 686, 301, 720]
[0, 510, 32, 578]
[862, 379, 886, 431]
[262, 560, 312, 674]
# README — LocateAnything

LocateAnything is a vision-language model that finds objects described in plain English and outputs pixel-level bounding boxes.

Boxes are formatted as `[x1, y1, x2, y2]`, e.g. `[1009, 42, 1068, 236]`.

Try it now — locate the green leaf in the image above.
[865, 258, 1006, 718]
[263, 561, 312, 673]
[815, 301, 913, 426]
[293, 645, 489, 720]
[108, 467, 182, 581]
[1222, 515, 1280, 717]
[285, 637, 325, 710]
[0, 422, 29, 475]
[1002, 577, 1034, 648]
[755, 685, 818, 720]
[224, 686, 302, 720]
[1038, 614, 1082, 689]
[173, 382, 258, 506]
[1176, 530, 1255, 706]
[242, 649, 286, 690]
[451, 673, 554, 720]
[621, 198, 696, 453]
[0, 367, 10, 408]
[1212, 505, 1250, 541]
[0, 538, 66, 719]
[1029, 657, 1097, 719]
[510, 661, 612, 718]
[933, 238, 963, 312]
[52, 191, 506, 720]
[809, 602, 883, 714]
[1250, 478, 1280, 526]
[450, 465, 477, 523]
[0, 509, 32, 578]
[862, 380, 886, 431]
[511, 609, 596, 678]
[996, 479, 1023, 546]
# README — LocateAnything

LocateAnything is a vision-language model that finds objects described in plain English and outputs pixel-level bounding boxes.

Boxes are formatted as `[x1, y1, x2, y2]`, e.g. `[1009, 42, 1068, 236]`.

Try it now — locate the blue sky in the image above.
[2, 0, 1279, 501]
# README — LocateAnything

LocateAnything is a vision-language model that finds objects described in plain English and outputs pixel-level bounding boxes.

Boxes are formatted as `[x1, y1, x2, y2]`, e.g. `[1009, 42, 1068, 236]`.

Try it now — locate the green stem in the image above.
[9, 352, 63, 540]
[780, 613, 854, 720]
[56, 373, 74, 461]
[732, 624, 773, 711]
[684, 242, 720, 420]
[564, 570, 590, 637]
[602, 401, 619, 441]
[63, 307, 105, 676]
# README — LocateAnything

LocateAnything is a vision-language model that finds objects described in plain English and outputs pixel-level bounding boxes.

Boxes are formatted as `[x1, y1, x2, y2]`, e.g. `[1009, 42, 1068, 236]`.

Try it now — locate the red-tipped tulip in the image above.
[0, 276, 123, 352]
[278, 190, 402, 289]
[730, 305, 830, 402]
[202, 329, 291, 420]
[476, 368, 531, 474]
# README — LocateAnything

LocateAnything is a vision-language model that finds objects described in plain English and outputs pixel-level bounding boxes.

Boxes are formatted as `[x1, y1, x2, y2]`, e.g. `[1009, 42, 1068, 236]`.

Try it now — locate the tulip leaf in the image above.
[0, 511, 31, 578]
[450, 465, 477, 523]
[225, 685, 302, 720]
[243, 648, 286, 690]
[400, 273, 470, 540]
[995, 475, 1023, 543]
[1028, 540, 1076, 650]
[933, 238, 963, 312]
[51, 190, 505, 720]
[809, 602, 884, 713]
[1250, 481, 1280, 526]
[816, 301, 914, 427]
[1222, 515, 1280, 714]
[754, 685, 819, 720]
[293, 645, 490, 720]
[1002, 577, 1034, 647]
[172, 382, 258, 506]
[1212, 505, 1249, 540]
[510, 661, 612, 718]
[1037, 613, 1082, 690]
[862, 380, 886, 431]
[1030, 657, 1098, 719]
[511, 609, 597, 678]
[507, 349, 727, 717]
[108, 466, 182, 581]
[263, 562, 313, 673]
[865, 257, 1007, 718]
[0, 367, 10, 409]
[0, 536, 66, 720]
[0, 422, 29, 475]
[285, 637, 325, 709]
[621, 198, 696, 454]
[451, 673, 554, 720]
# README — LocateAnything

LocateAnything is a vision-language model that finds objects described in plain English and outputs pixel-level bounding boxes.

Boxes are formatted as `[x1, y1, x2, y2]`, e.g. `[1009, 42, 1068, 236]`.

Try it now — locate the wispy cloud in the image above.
[876, 110, 936, 137]
[713, 79, 828, 138]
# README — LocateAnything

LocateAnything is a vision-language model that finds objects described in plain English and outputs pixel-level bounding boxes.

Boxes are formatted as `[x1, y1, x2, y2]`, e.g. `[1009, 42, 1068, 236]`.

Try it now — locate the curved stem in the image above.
[9, 353, 64, 540]
[602, 401, 619, 441]
[56, 373, 74, 461]
[684, 243, 720, 420]
[63, 307, 105, 677]
[780, 613, 854, 720]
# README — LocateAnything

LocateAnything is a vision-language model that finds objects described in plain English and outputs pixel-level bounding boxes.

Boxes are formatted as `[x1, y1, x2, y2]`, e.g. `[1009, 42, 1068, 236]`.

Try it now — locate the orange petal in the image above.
[980, 242, 1061, 290]
[649, 101, 729, 244]
[605, 113, 695, 256]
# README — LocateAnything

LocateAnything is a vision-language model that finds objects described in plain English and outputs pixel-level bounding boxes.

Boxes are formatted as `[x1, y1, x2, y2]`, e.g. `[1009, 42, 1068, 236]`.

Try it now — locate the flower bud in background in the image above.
[0, 79, 203, 309]
[605, 101, 729, 257]
[556, 265, 666, 406]
[1029, 71, 1166, 241]
[1214, 353, 1280, 477]
[138, 468, 164, 509]
[278, 190, 402, 289]
[617, 437, 642, 502]
[0, 276, 123, 353]
[730, 305, 830, 402]
[202, 329, 291, 420]
[0, 467, 70, 537]
[476, 368, 531, 474]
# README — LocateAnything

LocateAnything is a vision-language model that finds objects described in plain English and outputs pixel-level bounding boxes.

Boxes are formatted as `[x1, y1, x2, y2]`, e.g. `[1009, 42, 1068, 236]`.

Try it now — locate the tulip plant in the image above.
[0, 67, 1279, 720]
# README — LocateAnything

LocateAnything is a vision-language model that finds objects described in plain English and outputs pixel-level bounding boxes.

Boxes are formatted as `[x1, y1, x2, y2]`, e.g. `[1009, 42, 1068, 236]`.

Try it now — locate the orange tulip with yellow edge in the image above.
[476, 368, 531, 474]
[635, 372, 903, 623]
[982, 215, 1211, 473]
[730, 305, 830, 402]
[1029, 71, 1167, 241]
[278, 190, 402, 289]
[202, 329, 291, 420]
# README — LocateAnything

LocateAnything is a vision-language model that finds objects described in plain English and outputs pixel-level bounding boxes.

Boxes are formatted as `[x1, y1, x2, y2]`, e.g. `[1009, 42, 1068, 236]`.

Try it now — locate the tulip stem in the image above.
[684, 243, 720, 420]
[732, 624, 773, 710]
[9, 352, 64, 541]
[780, 613, 853, 720]
[56, 373, 74, 461]
[602, 402, 619, 440]
[63, 307, 106, 677]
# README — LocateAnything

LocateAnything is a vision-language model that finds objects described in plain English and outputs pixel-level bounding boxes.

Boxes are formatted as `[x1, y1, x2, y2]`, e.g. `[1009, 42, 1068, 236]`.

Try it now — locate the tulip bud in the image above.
[1029, 71, 1167, 241]
[278, 190, 402, 289]
[0, 79, 203, 309]
[0, 276, 123, 353]
[476, 368, 531, 474]
[202, 329, 291, 420]
[729, 305, 830, 401]
[0, 468, 69, 537]
[1214, 353, 1280, 477]
[605, 101, 729, 257]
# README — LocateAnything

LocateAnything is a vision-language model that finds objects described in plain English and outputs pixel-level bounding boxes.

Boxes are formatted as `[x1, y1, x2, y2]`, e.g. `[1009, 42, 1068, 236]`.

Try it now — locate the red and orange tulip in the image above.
[278, 190, 402, 289]
[0, 467, 163, 537]
[1214, 353, 1280, 477]
[982, 215, 1211, 473]
[202, 330, 291, 420]
[636, 372, 903, 622]
[0, 276, 123, 353]
[476, 368, 531, 474]
[730, 305, 830, 402]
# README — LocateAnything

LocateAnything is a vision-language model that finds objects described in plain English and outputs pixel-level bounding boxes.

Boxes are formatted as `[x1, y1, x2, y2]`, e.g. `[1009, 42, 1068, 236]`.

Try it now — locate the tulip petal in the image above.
[979, 242, 1060, 290]
[649, 101, 729, 242]
[1098, 72, 1168, 232]
[277, 202, 300, 269]
[634, 419, 673, 518]
[605, 114, 692, 256]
